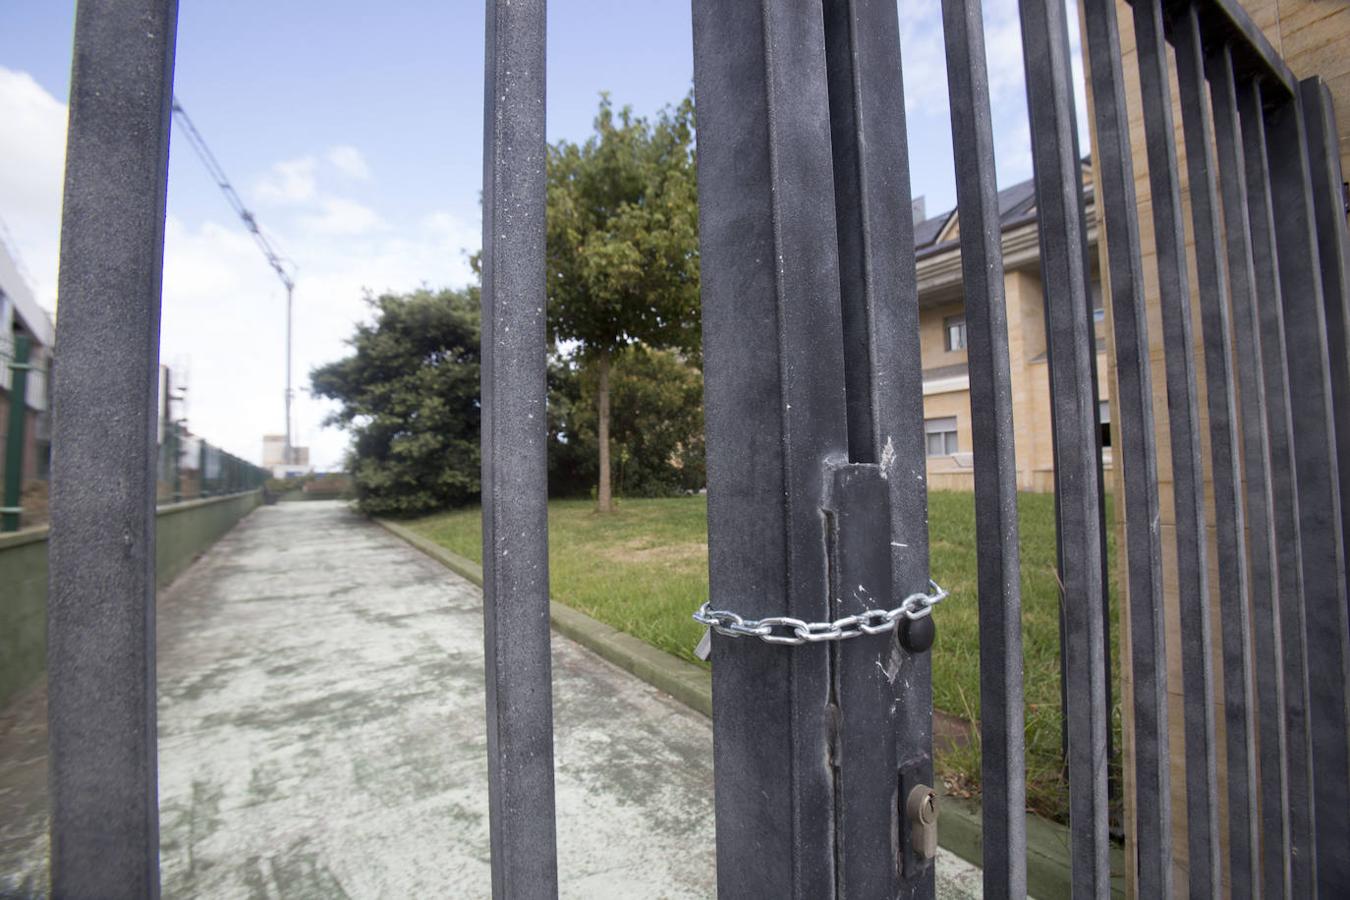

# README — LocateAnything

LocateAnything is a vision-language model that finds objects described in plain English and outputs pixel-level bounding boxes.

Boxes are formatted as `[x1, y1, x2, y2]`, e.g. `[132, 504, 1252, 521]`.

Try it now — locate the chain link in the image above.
[693, 580, 948, 646]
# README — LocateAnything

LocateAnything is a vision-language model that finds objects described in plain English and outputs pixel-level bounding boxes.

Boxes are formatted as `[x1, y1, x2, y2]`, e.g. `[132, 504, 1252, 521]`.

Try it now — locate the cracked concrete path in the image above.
[1, 500, 983, 898]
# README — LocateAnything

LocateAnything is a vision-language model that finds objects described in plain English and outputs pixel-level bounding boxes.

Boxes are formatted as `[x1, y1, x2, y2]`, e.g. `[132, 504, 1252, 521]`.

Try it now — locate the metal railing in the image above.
[1083, 0, 1350, 895]
[157, 422, 269, 503]
[1, 334, 50, 531]
[1, 332, 260, 532]
[43, 0, 1350, 898]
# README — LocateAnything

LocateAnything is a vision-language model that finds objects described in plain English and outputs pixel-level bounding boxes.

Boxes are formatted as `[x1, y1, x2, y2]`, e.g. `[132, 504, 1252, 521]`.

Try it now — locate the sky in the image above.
[0, 0, 1087, 469]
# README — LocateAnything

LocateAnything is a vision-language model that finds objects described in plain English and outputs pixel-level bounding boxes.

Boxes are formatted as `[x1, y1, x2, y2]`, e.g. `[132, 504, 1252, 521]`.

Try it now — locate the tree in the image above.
[546, 346, 705, 499]
[310, 287, 481, 516]
[546, 93, 700, 511]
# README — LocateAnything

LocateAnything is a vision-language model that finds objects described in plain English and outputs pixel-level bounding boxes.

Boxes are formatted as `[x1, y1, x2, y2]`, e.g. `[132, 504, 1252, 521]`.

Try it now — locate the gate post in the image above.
[690, 3, 849, 896]
[46, 1, 178, 896]
[822, 0, 938, 893]
[692, 1, 935, 895]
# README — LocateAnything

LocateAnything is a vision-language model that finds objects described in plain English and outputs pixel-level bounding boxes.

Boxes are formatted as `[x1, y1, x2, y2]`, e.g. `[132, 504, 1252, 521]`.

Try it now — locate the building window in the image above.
[944, 315, 966, 351]
[925, 416, 958, 457]
[1099, 399, 1111, 448]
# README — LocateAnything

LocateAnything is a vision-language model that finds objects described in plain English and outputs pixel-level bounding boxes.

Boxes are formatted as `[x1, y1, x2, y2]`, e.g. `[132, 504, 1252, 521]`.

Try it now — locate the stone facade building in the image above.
[916, 164, 1109, 492]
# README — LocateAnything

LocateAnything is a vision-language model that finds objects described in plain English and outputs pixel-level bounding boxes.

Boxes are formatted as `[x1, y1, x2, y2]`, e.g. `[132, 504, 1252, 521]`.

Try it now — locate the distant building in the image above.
[913, 161, 1108, 492]
[262, 434, 311, 479]
[0, 240, 53, 493]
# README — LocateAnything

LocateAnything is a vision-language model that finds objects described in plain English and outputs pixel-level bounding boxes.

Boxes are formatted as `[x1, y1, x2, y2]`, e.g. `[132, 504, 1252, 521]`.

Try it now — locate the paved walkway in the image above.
[1, 501, 982, 898]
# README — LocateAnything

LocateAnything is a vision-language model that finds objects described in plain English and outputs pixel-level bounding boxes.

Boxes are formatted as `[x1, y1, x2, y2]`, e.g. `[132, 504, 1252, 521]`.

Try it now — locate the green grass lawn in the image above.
[407, 491, 1120, 823]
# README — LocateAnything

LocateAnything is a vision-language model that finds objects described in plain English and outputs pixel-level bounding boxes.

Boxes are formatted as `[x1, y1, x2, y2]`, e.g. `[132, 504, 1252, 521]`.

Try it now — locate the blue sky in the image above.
[0, 1, 1085, 468]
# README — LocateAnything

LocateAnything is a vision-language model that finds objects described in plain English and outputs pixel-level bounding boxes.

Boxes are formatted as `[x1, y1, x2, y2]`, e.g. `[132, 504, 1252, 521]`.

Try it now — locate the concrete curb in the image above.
[374, 515, 1123, 899]
[374, 517, 714, 718]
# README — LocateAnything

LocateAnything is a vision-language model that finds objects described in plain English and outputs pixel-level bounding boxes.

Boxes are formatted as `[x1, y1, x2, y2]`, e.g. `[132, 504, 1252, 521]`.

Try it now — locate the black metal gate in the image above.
[44, 0, 1350, 897]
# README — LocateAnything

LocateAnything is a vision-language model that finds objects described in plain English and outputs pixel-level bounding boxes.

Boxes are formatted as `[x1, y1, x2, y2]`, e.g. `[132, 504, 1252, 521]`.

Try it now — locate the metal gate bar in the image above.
[1079, 0, 1175, 892]
[479, 1, 559, 896]
[1017, 0, 1113, 892]
[1173, 15, 1261, 891]
[1208, 42, 1292, 898]
[1302, 81, 1350, 631]
[1237, 76, 1319, 897]
[1264, 82, 1350, 896]
[937, 0, 1027, 893]
[822, 0, 935, 893]
[46, 2, 179, 897]
[1131, 3, 1223, 891]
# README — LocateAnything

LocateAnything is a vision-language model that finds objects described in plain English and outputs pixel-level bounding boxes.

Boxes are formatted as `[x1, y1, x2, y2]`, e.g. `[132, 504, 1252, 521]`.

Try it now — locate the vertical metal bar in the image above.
[198, 440, 208, 498]
[1211, 47, 1292, 899]
[480, 1, 558, 897]
[1265, 88, 1350, 898]
[821, 0, 935, 893]
[1074, 40, 1115, 798]
[46, 1, 178, 895]
[3, 335, 31, 532]
[691, 2, 848, 896]
[937, 0, 1026, 893]
[1017, 0, 1111, 890]
[1173, 13, 1260, 894]
[165, 368, 177, 502]
[170, 425, 181, 504]
[822, 465, 900, 899]
[1300, 77, 1350, 645]
[1131, 3, 1221, 893]
[1080, 0, 1173, 892]
[1239, 77, 1317, 898]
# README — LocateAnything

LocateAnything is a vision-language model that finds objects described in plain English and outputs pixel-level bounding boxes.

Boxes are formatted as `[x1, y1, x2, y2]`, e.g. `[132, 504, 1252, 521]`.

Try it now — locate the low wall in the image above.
[0, 490, 262, 708]
[155, 492, 262, 586]
[0, 528, 47, 713]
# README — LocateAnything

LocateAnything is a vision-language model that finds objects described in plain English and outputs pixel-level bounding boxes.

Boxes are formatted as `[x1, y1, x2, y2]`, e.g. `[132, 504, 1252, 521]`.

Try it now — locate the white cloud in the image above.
[898, 0, 949, 117]
[253, 156, 318, 205]
[300, 196, 386, 236]
[0, 66, 479, 470]
[256, 146, 372, 209]
[170, 136, 477, 467]
[897, 0, 1092, 196]
[994, 119, 1034, 186]
[898, 0, 1033, 116]
[983, 0, 1029, 101]
[327, 145, 371, 180]
[0, 67, 67, 311]
[159, 203, 479, 469]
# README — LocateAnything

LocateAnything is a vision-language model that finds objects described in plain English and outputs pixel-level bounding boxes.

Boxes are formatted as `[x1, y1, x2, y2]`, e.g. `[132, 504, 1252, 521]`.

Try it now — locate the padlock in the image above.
[899, 614, 936, 653]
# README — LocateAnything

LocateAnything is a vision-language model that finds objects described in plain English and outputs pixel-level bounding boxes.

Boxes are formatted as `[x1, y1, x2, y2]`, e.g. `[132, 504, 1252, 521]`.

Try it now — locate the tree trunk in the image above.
[596, 348, 613, 512]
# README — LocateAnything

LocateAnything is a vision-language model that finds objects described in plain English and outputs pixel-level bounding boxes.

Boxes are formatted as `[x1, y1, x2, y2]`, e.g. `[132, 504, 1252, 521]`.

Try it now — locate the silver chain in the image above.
[693, 580, 948, 646]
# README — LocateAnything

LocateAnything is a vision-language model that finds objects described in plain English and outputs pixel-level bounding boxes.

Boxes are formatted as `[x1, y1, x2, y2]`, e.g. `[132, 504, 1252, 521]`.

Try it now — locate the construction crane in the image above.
[170, 97, 297, 468]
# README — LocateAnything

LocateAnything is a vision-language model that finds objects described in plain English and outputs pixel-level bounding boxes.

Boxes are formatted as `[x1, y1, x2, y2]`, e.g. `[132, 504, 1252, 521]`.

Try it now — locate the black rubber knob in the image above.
[899, 615, 936, 654]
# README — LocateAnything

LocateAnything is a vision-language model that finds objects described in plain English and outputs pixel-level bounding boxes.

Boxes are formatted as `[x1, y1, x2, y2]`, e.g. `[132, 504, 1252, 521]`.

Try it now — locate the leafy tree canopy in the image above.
[547, 93, 700, 355]
[547, 346, 705, 499]
[547, 92, 700, 509]
[310, 287, 481, 516]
